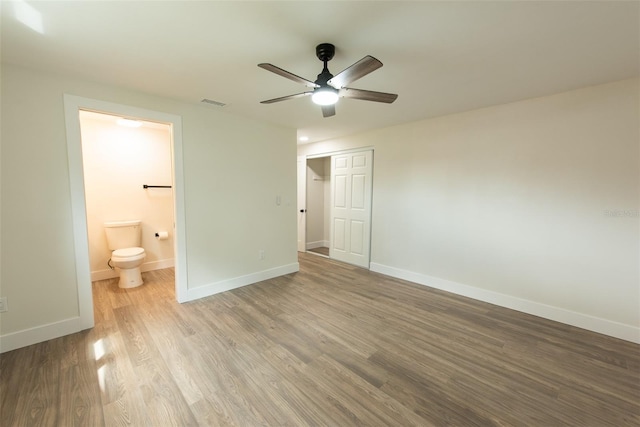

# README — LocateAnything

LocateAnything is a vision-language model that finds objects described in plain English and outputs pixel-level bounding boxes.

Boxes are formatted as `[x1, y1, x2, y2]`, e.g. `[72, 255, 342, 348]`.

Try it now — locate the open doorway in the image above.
[298, 149, 374, 269]
[64, 95, 187, 330]
[78, 110, 175, 287]
[305, 157, 331, 257]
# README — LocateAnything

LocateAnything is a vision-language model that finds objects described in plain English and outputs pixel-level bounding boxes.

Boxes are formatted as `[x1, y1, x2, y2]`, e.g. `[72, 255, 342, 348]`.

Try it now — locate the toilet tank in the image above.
[104, 220, 142, 250]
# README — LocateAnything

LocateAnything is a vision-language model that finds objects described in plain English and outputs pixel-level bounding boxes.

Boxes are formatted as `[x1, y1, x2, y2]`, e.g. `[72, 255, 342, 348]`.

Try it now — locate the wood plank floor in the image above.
[307, 247, 330, 257]
[1, 253, 639, 426]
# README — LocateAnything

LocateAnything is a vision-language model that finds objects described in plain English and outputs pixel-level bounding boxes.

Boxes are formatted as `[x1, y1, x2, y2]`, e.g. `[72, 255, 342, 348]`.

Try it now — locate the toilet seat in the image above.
[112, 247, 145, 262]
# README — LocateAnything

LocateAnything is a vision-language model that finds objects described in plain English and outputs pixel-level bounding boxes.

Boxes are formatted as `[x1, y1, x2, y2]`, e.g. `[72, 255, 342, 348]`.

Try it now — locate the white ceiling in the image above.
[2, 1, 638, 144]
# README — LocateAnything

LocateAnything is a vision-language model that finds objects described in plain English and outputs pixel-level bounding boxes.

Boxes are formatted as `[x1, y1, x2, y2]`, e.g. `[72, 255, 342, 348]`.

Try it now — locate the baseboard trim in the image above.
[370, 262, 640, 344]
[306, 241, 329, 250]
[91, 258, 175, 281]
[182, 262, 300, 302]
[0, 316, 83, 354]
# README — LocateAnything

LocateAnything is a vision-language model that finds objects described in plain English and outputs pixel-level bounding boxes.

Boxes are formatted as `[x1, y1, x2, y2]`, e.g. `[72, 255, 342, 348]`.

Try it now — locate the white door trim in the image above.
[297, 155, 307, 252]
[306, 145, 375, 160]
[63, 95, 188, 330]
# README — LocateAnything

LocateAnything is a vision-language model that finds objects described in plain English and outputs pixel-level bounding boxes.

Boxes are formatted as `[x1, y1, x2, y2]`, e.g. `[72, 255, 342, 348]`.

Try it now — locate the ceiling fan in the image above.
[258, 43, 398, 118]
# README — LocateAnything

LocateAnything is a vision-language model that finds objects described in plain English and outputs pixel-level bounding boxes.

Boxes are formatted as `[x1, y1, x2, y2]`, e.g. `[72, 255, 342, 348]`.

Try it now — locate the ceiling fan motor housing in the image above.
[315, 43, 335, 62]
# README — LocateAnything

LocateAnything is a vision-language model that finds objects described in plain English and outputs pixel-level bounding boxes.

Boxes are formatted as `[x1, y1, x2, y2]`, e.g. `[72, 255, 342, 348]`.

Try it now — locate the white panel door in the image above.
[297, 155, 306, 252]
[330, 150, 373, 268]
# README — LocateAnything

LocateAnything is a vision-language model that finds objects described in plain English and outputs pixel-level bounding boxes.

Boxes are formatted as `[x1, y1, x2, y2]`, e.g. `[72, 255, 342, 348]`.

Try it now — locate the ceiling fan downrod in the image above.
[315, 43, 335, 86]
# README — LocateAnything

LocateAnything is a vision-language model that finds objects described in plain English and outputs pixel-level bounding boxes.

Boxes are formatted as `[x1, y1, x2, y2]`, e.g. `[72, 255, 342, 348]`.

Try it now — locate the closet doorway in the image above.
[298, 149, 373, 269]
[305, 156, 331, 257]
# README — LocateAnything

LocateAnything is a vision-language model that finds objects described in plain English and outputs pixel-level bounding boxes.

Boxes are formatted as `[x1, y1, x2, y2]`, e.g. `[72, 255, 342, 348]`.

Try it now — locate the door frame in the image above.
[298, 146, 374, 266]
[297, 155, 307, 252]
[63, 95, 188, 329]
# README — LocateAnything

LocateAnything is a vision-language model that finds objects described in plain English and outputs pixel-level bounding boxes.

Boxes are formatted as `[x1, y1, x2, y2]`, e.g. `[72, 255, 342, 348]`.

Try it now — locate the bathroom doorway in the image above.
[78, 111, 175, 286]
[64, 95, 187, 330]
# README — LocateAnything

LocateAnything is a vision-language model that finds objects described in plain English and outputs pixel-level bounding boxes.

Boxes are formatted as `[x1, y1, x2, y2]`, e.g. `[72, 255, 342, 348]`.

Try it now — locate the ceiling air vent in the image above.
[201, 98, 226, 107]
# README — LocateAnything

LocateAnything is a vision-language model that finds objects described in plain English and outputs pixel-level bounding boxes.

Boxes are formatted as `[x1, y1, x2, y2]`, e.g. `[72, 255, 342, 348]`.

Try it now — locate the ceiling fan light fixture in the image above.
[311, 87, 339, 106]
[258, 43, 397, 117]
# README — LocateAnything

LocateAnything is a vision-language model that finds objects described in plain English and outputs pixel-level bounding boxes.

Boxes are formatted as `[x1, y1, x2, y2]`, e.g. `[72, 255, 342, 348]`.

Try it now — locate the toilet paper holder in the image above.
[155, 231, 169, 240]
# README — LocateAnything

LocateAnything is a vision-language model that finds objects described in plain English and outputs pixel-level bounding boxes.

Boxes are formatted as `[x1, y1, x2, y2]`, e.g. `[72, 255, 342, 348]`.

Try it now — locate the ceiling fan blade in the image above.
[258, 63, 319, 88]
[328, 55, 383, 89]
[339, 87, 398, 103]
[321, 105, 336, 118]
[260, 92, 313, 104]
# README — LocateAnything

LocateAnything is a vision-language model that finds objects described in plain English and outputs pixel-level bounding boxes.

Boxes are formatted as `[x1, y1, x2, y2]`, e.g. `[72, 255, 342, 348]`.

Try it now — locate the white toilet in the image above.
[104, 220, 146, 288]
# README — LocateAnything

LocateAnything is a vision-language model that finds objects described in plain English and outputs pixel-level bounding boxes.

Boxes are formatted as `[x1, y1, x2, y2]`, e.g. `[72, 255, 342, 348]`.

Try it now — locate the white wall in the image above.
[80, 113, 175, 279]
[0, 63, 298, 351]
[299, 78, 639, 343]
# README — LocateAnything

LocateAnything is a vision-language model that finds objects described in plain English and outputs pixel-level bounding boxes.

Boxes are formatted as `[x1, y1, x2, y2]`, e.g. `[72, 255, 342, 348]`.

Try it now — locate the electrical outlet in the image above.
[0, 297, 7, 313]
[259, 249, 265, 260]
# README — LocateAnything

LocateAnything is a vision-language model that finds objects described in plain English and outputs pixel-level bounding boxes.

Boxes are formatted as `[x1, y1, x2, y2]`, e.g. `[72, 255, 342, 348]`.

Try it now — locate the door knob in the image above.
[300, 209, 306, 213]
